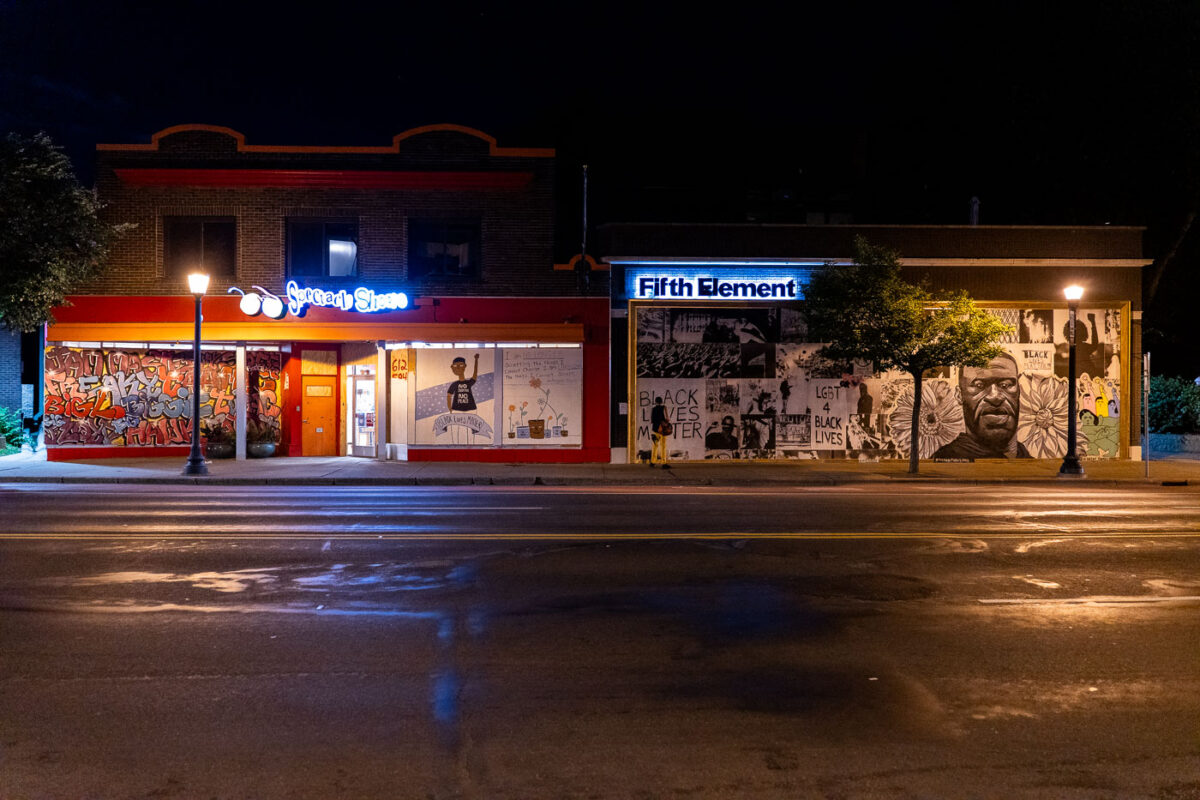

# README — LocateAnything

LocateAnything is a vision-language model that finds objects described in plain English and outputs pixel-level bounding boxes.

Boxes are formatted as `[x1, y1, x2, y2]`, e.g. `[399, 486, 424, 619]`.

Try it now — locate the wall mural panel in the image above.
[411, 348, 585, 448]
[246, 350, 283, 440]
[633, 305, 1123, 461]
[44, 346, 239, 447]
[502, 348, 582, 445]
[412, 349, 497, 446]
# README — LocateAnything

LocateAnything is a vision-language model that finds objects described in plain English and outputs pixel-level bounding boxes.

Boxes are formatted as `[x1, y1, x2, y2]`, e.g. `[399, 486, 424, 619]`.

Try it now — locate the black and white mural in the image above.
[633, 305, 1123, 461]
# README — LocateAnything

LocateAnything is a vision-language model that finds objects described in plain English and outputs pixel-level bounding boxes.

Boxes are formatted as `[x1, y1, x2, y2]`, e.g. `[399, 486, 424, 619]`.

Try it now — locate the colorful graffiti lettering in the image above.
[45, 346, 240, 448]
[247, 350, 283, 439]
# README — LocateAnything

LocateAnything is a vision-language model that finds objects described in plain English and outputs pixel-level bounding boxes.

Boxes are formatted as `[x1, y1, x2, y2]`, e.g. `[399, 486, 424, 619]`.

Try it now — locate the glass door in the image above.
[346, 366, 376, 457]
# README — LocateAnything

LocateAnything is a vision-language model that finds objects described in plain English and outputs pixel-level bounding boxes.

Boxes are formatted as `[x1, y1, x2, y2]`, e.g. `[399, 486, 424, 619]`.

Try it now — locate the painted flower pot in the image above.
[528, 420, 545, 439]
[204, 442, 235, 460]
[247, 442, 276, 459]
[508, 431, 515, 438]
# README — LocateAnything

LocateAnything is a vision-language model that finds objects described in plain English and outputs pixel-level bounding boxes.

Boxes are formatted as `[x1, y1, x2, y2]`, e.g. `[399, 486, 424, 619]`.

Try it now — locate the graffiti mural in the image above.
[45, 346, 240, 447]
[246, 350, 283, 439]
[633, 305, 1123, 461]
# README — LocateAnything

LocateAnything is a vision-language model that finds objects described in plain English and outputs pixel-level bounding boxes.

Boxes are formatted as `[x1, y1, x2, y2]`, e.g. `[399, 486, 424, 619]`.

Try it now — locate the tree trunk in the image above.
[908, 372, 924, 475]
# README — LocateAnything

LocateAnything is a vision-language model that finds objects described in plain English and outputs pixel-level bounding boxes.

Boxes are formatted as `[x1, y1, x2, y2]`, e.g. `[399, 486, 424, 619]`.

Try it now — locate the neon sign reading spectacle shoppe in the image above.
[285, 281, 409, 316]
[230, 282, 411, 319]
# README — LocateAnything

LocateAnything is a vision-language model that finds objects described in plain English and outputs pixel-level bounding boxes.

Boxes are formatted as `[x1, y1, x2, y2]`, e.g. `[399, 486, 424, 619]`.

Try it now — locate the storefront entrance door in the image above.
[348, 374, 376, 457]
[301, 376, 337, 456]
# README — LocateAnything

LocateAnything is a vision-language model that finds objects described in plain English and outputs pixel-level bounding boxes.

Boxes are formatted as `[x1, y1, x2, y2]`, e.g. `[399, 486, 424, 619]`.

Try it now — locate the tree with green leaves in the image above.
[804, 237, 1012, 474]
[1148, 375, 1200, 434]
[0, 132, 127, 332]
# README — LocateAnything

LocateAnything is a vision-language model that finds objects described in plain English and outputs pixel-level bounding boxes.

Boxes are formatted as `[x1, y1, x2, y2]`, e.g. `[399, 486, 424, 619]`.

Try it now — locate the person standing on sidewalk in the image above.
[650, 396, 671, 469]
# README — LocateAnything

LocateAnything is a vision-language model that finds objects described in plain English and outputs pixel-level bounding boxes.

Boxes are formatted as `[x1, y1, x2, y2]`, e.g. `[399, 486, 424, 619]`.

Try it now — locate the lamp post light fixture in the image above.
[1059, 284, 1086, 477]
[182, 272, 210, 476]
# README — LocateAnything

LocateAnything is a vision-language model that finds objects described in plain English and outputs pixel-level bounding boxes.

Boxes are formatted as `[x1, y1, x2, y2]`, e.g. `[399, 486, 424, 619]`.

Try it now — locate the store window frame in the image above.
[407, 218, 482, 279]
[163, 216, 237, 280]
[287, 218, 360, 279]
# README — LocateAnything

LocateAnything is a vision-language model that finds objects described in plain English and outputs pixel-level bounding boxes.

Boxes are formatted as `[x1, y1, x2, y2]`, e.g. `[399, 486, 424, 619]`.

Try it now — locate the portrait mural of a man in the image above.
[632, 305, 1119, 463]
[933, 352, 1031, 459]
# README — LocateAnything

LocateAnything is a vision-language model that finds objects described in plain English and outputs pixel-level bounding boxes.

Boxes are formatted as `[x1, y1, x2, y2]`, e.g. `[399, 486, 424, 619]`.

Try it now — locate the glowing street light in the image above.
[182, 272, 210, 476]
[1059, 284, 1085, 477]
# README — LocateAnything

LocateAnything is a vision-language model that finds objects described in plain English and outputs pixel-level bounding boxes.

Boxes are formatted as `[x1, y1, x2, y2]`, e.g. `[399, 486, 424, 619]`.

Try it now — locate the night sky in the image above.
[3, 0, 1198, 370]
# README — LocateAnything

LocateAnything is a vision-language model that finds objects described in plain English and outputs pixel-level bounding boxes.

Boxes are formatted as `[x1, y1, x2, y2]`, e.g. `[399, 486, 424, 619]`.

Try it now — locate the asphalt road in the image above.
[5, 482, 1200, 537]
[2, 484, 1199, 799]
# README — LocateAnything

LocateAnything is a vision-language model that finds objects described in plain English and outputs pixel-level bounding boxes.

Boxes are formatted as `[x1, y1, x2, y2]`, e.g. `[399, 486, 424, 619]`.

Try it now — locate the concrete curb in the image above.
[0, 474, 1178, 488]
[0, 451, 1191, 488]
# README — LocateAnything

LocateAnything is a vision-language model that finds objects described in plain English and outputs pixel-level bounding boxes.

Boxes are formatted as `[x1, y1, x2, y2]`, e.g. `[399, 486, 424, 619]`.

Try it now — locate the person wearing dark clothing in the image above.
[650, 396, 670, 468]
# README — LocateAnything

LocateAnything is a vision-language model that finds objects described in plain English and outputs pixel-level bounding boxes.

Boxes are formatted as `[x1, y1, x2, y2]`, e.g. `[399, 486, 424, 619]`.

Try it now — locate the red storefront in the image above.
[44, 293, 609, 462]
[46, 122, 608, 463]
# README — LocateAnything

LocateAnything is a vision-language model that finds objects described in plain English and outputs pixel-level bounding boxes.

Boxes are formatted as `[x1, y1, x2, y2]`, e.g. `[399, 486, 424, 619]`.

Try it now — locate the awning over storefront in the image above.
[48, 320, 584, 344]
[46, 296, 586, 344]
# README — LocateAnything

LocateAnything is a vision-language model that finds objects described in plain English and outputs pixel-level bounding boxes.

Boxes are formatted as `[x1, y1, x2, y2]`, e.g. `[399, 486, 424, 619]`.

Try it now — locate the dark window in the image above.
[164, 217, 236, 279]
[408, 219, 481, 279]
[287, 219, 358, 278]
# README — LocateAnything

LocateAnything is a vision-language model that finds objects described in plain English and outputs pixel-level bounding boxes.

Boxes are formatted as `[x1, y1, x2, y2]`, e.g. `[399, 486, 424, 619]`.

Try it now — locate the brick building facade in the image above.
[0, 331, 23, 411]
[44, 124, 609, 462]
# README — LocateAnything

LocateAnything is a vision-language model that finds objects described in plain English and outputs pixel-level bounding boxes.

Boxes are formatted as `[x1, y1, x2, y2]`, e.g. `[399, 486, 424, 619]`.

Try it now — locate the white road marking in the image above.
[1014, 538, 1072, 553]
[979, 595, 1200, 605]
[1013, 576, 1062, 589]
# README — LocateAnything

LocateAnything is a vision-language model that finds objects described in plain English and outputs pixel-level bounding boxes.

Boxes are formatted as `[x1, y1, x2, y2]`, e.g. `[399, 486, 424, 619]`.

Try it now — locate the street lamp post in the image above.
[182, 272, 210, 476]
[1059, 284, 1085, 477]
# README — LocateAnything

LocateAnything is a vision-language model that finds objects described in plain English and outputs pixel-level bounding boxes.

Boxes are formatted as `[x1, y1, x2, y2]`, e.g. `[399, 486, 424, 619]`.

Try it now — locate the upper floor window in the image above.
[288, 219, 358, 278]
[164, 217, 236, 279]
[408, 218, 481, 279]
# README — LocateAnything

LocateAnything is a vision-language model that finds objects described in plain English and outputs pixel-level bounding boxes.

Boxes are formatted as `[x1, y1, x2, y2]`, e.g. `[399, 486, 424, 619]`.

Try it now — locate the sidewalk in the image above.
[1, 447, 1197, 487]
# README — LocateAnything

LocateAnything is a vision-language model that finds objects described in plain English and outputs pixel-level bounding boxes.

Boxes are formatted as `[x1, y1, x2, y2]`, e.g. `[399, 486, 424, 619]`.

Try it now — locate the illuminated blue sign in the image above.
[285, 280, 409, 316]
[230, 282, 411, 319]
[626, 267, 812, 301]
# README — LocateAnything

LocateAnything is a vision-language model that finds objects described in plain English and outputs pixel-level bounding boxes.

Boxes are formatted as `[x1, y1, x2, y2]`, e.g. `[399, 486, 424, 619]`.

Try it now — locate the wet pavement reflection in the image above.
[3, 531, 1200, 798]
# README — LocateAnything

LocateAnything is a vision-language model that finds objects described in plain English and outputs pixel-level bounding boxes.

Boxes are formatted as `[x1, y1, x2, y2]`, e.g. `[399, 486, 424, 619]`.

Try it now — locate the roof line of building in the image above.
[604, 257, 1149, 267]
[96, 123, 555, 158]
[598, 222, 1146, 232]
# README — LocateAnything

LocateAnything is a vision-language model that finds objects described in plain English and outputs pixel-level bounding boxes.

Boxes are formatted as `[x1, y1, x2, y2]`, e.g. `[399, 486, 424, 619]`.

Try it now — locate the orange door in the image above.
[301, 376, 337, 456]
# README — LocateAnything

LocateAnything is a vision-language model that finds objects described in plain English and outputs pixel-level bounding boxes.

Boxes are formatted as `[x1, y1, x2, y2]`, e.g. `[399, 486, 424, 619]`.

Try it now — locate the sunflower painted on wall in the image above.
[888, 380, 964, 459]
[1016, 374, 1080, 458]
